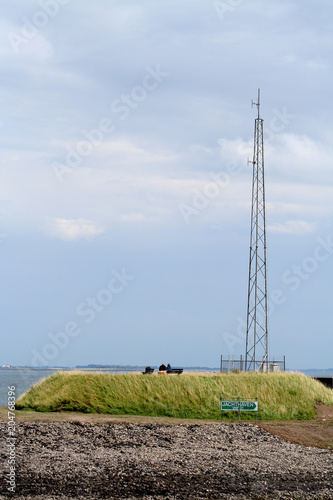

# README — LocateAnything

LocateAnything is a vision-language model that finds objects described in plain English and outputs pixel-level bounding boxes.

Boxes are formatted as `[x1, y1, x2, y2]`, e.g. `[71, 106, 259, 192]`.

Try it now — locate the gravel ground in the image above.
[1, 421, 333, 499]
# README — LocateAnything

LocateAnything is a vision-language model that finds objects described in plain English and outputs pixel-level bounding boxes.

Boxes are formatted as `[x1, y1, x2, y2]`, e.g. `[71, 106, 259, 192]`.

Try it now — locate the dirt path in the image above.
[259, 403, 333, 450]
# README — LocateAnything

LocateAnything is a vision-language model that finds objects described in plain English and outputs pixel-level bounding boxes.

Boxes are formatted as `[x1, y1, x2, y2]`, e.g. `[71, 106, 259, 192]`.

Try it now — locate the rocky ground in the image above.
[1, 420, 333, 499]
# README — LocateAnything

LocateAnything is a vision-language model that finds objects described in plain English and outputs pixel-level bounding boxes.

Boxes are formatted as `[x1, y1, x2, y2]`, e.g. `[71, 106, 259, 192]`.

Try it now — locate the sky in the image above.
[0, 0, 332, 369]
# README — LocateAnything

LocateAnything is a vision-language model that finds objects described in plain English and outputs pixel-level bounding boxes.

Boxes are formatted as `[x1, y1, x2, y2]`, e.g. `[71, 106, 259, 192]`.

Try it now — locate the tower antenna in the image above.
[245, 88, 269, 371]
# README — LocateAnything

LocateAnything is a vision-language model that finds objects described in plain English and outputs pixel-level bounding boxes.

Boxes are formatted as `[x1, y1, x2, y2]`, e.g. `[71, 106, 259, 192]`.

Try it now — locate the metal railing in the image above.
[220, 355, 285, 373]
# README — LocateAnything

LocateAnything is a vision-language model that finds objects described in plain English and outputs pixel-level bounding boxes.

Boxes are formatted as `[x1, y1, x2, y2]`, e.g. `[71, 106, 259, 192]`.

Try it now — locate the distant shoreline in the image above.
[0, 366, 219, 371]
[1, 366, 333, 376]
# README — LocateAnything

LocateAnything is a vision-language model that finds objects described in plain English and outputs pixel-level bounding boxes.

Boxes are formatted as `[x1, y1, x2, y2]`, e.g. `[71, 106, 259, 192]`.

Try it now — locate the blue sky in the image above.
[1, 0, 332, 369]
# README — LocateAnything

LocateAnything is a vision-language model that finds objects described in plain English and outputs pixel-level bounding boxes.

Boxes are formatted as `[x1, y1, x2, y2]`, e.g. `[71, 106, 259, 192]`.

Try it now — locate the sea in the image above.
[0, 368, 64, 406]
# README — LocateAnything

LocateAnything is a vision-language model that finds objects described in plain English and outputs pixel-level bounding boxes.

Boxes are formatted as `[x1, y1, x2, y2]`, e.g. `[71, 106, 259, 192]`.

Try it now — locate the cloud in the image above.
[121, 213, 146, 223]
[267, 220, 316, 235]
[266, 133, 333, 184]
[45, 218, 104, 241]
[281, 54, 329, 71]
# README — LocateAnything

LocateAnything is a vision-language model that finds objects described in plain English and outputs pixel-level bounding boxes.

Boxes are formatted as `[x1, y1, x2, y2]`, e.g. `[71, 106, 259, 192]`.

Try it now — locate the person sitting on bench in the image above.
[142, 366, 154, 374]
[159, 363, 167, 371]
[166, 363, 172, 373]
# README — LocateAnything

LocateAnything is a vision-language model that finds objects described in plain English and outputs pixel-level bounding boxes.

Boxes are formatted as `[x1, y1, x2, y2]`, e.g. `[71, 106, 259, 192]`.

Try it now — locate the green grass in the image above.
[16, 371, 333, 421]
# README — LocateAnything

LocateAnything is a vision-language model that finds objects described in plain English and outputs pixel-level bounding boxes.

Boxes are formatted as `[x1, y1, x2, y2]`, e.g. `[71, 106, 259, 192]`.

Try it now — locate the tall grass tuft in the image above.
[16, 371, 333, 420]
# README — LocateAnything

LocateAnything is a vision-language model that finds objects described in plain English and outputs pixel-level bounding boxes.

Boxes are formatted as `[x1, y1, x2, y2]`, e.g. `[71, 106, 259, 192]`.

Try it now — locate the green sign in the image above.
[221, 400, 239, 411]
[221, 400, 258, 411]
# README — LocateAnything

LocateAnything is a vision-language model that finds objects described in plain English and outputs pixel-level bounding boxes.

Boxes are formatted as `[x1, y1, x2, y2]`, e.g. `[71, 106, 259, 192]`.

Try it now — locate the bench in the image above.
[168, 368, 183, 375]
[158, 368, 183, 375]
[142, 366, 154, 374]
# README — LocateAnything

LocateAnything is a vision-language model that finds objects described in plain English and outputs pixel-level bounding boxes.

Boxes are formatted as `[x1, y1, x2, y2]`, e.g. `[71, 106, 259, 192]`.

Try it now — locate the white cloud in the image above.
[45, 218, 104, 241]
[267, 220, 316, 235]
[280, 53, 329, 71]
[217, 137, 253, 167]
[266, 133, 333, 183]
[121, 213, 146, 222]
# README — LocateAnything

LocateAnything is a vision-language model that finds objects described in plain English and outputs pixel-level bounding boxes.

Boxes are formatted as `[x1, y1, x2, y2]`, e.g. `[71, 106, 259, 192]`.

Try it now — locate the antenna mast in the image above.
[245, 89, 269, 371]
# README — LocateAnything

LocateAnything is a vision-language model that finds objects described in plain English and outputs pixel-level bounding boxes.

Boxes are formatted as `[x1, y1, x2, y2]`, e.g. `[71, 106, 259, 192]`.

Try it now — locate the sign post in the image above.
[221, 397, 258, 423]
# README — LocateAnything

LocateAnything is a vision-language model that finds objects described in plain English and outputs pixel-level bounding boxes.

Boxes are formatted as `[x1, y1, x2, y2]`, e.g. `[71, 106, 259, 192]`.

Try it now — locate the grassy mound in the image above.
[16, 371, 333, 421]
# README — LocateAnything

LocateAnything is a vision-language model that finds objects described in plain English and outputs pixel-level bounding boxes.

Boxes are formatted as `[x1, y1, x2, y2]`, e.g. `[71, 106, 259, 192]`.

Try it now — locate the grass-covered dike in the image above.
[16, 371, 333, 421]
